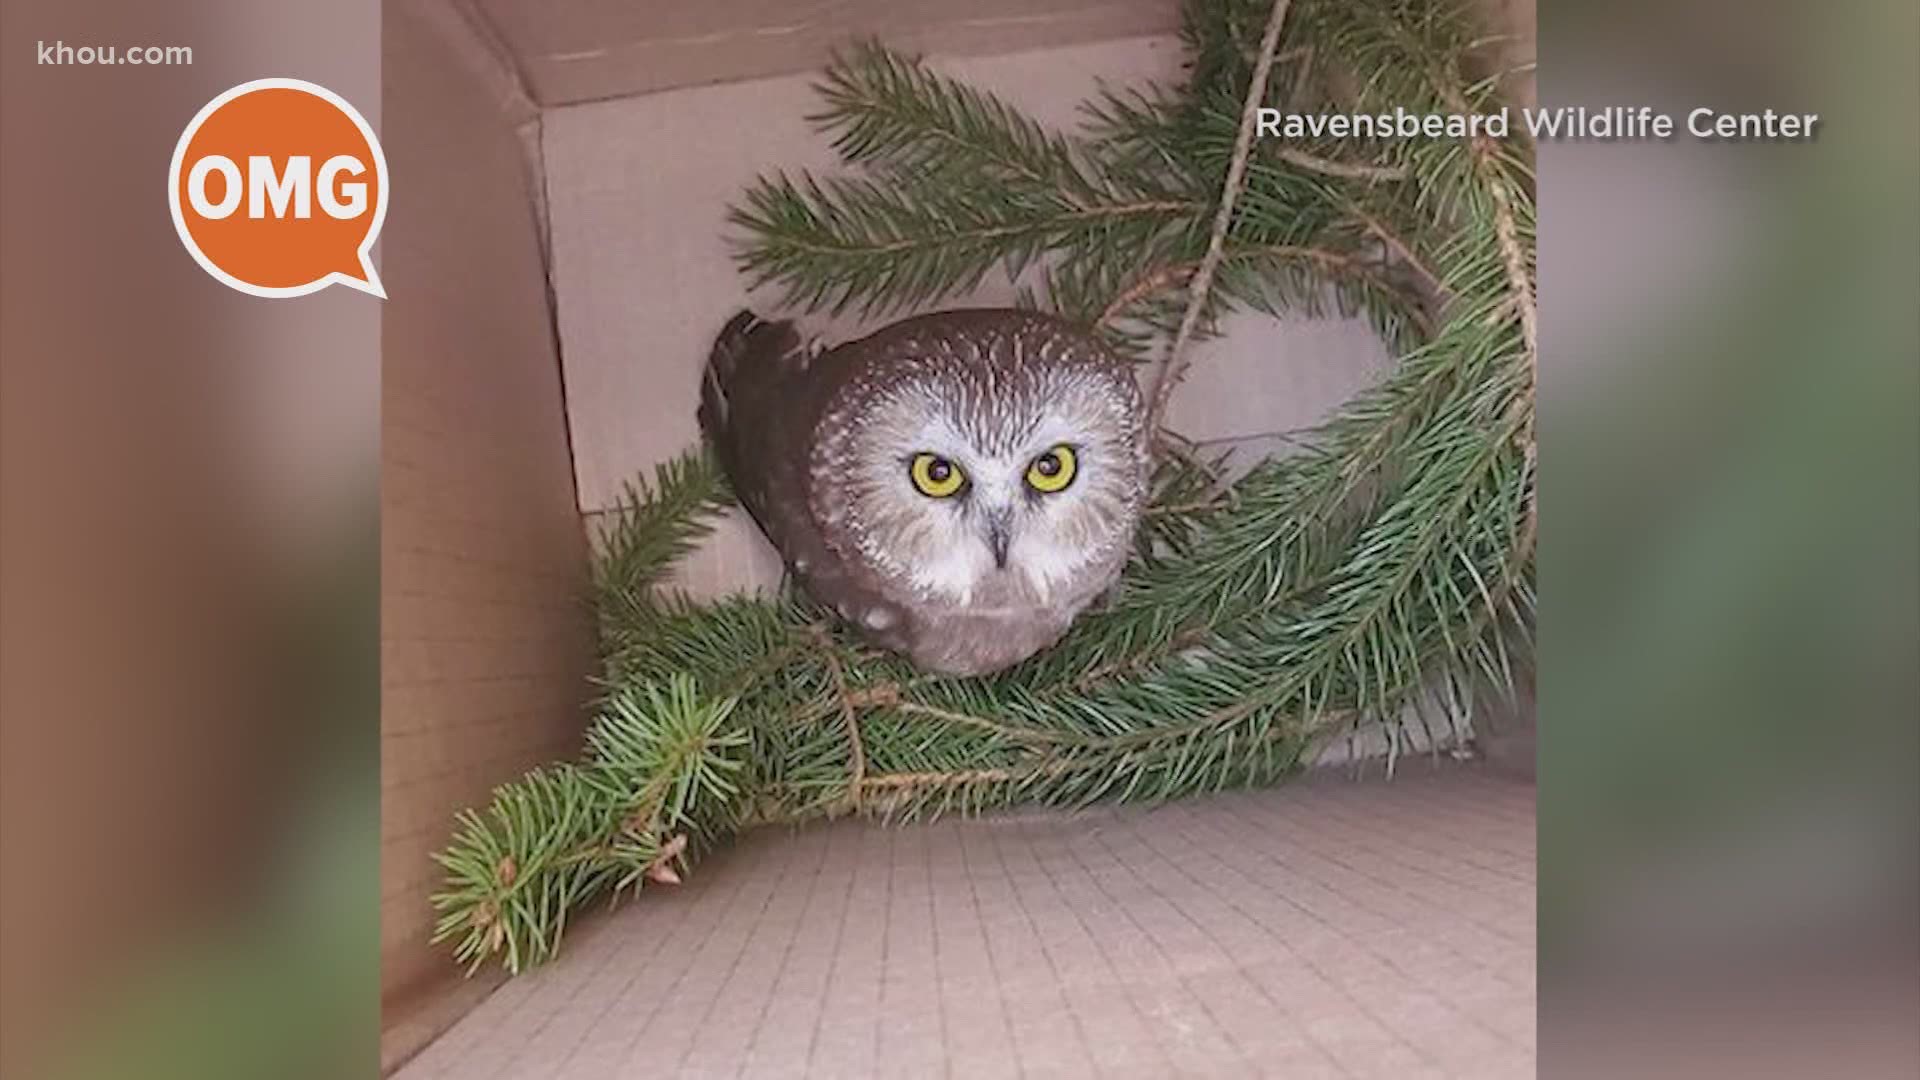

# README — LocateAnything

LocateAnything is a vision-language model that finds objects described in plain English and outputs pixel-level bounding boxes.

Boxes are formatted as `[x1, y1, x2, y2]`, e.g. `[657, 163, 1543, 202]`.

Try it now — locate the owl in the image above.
[698, 308, 1148, 676]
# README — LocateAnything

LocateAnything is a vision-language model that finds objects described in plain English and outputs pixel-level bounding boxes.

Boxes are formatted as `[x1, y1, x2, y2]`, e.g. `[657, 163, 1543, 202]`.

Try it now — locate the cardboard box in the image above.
[380, 0, 1532, 1063]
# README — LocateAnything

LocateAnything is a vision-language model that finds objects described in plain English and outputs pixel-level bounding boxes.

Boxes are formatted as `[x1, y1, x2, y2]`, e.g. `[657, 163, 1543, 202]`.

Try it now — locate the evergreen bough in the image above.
[433, 0, 1536, 975]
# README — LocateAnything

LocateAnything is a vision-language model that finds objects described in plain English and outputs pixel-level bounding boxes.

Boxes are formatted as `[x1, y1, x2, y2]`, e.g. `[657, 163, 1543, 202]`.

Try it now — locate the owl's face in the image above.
[822, 357, 1146, 608]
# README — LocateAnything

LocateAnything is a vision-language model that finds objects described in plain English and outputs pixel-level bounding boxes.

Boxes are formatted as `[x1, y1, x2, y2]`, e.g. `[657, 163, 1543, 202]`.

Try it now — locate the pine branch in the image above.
[591, 445, 733, 637]
[1274, 146, 1409, 181]
[730, 170, 1198, 317]
[430, 676, 748, 974]
[812, 40, 1107, 204]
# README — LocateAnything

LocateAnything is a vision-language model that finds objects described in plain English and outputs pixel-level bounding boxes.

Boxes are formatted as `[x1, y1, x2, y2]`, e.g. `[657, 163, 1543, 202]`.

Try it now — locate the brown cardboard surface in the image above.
[381, 0, 596, 1031]
[472, 0, 1182, 105]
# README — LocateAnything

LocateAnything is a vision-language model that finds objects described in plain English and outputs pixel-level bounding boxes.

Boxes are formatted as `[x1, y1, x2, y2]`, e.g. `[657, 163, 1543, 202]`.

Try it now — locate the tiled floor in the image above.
[395, 763, 1535, 1079]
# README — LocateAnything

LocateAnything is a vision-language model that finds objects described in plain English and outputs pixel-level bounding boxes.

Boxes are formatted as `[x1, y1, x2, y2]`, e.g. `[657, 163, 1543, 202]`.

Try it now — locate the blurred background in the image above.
[1537, 0, 1919, 1075]
[1, 3, 379, 1079]
[0, 1, 1914, 1078]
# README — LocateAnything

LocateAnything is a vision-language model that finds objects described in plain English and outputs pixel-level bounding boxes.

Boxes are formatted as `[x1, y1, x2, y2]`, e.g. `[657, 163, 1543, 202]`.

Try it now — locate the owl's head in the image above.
[813, 319, 1148, 608]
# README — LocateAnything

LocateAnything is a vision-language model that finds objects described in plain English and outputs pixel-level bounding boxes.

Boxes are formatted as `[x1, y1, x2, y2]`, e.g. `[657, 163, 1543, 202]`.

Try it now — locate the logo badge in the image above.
[168, 78, 387, 298]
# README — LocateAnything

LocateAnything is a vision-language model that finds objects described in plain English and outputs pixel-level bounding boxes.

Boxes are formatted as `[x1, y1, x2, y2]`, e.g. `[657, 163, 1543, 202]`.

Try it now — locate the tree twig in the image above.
[859, 764, 1062, 791]
[1147, 496, 1235, 517]
[1476, 142, 1537, 366]
[1098, 243, 1364, 327]
[891, 700, 1067, 745]
[1097, 262, 1193, 326]
[1343, 200, 1447, 303]
[814, 630, 867, 809]
[1458, 121, 1535, 551]
[837, 680, 1068, 744]
[1275, 147, 1408, 182]
[1145, 0, 1296, 444]
[1066, 624, 1211, 692]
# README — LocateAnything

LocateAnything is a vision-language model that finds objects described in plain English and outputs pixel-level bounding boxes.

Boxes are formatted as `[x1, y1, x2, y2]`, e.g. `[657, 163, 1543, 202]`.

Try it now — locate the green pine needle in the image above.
[428, 675, 748, 974]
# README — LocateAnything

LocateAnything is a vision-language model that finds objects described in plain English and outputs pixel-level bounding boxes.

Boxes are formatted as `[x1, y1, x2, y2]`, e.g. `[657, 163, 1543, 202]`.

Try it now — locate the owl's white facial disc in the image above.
[816, 339, 1147, 611]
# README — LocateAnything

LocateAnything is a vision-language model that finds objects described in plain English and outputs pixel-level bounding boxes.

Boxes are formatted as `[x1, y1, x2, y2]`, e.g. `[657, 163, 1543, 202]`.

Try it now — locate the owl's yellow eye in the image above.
[909, 453, 966, 498]
[1026, 445, 1077, 493]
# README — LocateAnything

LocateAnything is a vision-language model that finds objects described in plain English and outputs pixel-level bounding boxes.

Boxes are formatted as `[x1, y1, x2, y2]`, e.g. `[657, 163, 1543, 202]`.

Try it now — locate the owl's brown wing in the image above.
[697, 311, 909, 649]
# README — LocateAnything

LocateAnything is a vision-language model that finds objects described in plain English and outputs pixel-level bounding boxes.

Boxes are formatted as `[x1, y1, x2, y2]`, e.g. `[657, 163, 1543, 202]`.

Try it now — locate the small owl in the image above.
[698, 308, 1148, 676]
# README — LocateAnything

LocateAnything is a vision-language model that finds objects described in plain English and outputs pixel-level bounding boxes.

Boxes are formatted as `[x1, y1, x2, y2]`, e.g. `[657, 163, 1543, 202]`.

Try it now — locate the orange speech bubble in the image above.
[168, 79, 387, 298]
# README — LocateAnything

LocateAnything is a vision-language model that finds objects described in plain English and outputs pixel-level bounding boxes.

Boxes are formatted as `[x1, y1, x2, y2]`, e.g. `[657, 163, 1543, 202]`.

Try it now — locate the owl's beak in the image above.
[982, 506, 1014, 569]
